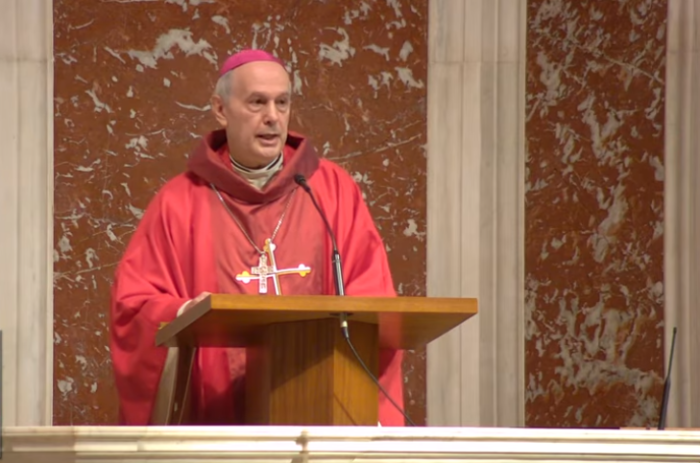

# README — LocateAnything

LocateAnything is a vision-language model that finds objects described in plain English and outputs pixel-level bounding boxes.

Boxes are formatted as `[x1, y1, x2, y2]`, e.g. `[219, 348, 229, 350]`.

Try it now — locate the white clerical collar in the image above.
[229, 152, 283, 190]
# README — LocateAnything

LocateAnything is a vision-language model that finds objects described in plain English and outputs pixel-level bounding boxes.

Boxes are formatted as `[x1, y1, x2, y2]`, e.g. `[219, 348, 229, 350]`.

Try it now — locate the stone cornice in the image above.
[3, 426, 700, 462]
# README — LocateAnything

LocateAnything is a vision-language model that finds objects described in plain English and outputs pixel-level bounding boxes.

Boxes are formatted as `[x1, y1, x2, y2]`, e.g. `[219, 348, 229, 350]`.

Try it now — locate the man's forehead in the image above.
[230, 62, 291, 94]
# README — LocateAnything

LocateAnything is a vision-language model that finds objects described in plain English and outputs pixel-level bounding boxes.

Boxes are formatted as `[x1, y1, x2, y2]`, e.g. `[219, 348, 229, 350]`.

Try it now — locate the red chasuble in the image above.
[110, 129, 405, 426]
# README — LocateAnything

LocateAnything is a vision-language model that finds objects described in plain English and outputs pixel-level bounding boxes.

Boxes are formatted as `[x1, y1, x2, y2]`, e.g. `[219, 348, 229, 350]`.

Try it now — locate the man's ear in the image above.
[210, 94, 227, 127]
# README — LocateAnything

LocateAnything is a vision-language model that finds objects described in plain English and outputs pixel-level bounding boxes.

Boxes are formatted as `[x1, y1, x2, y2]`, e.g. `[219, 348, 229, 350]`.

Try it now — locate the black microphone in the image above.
[294, 174, 345, 297]
[294, 173, 415, 426]
[657, 326, 677, 430]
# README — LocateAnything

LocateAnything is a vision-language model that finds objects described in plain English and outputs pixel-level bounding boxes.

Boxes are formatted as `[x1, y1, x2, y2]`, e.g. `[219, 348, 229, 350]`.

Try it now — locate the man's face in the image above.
[212, 61, 291, 168]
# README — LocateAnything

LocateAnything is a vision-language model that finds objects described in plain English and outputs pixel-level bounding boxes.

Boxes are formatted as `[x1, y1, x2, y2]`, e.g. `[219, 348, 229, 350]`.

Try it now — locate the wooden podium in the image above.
[155, 294, 477, 426]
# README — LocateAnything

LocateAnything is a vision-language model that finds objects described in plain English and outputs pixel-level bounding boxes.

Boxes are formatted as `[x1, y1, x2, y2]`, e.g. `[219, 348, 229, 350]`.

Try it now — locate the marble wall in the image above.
[53, 0, 427, 425]
[525, 0, 667, 427]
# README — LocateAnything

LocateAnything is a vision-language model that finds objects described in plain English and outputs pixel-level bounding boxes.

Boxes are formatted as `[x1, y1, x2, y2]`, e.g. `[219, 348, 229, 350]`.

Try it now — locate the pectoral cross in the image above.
[235, 239, 311, 295]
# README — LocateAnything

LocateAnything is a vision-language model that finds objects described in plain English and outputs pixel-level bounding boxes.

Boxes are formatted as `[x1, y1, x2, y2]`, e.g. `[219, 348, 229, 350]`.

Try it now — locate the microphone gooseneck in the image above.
[294, 173, 415, 426]
[294, 174, 345, 297]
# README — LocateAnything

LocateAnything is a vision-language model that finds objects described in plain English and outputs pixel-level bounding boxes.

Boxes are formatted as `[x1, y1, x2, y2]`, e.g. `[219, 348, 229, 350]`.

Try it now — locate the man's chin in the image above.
[255, 143, 283, 158]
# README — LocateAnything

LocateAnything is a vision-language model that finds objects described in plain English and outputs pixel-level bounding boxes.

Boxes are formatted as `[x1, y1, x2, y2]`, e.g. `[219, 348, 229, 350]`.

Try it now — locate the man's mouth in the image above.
[256, 134, 279, 147]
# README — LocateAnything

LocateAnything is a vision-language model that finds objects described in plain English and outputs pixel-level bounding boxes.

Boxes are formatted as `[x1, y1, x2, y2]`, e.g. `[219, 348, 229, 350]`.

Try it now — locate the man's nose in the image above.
[263, 102, 280, 123]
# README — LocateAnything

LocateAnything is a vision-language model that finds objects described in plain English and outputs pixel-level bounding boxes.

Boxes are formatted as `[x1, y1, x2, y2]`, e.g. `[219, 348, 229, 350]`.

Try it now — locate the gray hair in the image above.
[215, 70, 233, 99]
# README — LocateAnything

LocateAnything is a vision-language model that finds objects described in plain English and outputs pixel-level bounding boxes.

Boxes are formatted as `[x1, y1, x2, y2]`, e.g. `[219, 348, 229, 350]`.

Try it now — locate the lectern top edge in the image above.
[206, 294, 478, 314]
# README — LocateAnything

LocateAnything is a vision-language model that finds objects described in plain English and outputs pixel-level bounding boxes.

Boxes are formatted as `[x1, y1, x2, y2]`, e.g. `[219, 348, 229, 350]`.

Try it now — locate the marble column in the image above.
[426, 0, 527, 427]
[524, 0, 667, 428]
[664, 0, 700, 428]
[0, 0, 54, 426]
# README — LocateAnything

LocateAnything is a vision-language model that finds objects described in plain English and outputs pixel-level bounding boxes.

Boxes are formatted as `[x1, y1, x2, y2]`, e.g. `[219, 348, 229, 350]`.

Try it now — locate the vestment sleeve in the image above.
[109, 186, 192, 425]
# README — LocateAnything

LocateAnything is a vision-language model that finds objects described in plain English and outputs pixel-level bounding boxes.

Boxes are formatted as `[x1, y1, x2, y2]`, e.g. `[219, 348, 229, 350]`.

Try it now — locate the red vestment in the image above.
[110, 129, 404, 426]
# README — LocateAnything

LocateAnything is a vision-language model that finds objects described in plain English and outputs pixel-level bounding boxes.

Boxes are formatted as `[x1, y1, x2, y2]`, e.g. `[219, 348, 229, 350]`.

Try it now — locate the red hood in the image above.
[187, 129, 320, 204]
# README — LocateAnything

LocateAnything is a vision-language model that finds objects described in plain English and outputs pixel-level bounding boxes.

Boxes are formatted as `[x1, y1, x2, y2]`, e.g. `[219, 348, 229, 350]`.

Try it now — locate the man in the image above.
[109, 49, 405, 426]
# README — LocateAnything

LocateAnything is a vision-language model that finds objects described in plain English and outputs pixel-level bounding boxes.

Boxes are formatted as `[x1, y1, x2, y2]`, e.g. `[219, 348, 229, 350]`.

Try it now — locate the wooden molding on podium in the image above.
[155, 294, 477, 426]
